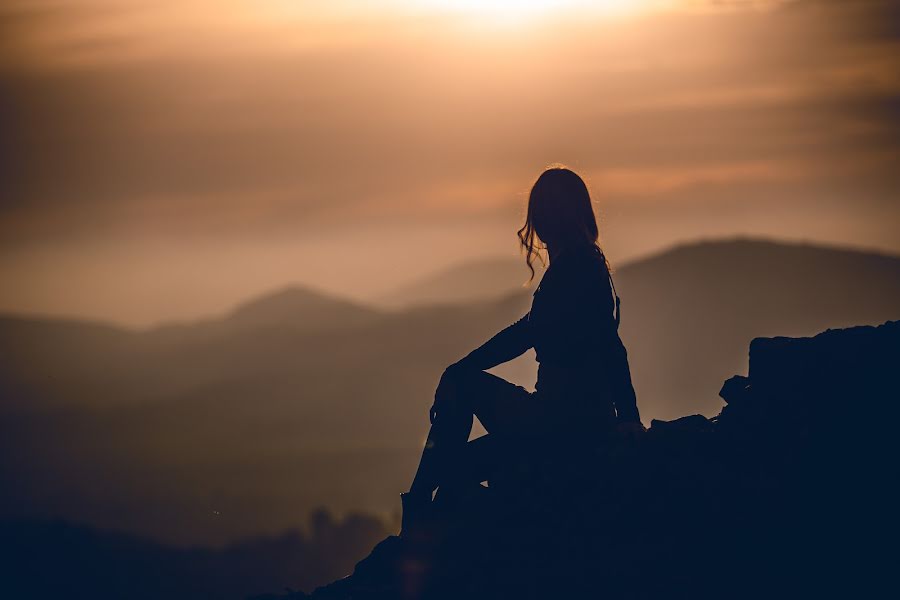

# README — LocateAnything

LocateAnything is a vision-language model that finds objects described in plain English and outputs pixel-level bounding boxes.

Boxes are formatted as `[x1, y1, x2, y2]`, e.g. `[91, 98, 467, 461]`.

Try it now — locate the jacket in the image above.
[455, 243, 641, 424]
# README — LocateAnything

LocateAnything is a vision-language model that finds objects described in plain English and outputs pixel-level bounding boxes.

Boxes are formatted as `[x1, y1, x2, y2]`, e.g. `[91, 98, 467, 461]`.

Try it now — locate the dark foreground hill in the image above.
[258, 320, 899, 599]
[1, 510, 389, 600]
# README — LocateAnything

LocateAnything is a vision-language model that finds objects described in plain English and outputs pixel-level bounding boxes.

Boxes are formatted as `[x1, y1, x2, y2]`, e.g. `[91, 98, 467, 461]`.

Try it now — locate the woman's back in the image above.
[530, 244, 639, 427]
[529, 243, 617, 368]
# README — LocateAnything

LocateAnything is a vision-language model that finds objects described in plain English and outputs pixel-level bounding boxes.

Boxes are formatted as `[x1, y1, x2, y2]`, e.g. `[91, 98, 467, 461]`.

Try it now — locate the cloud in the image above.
[0, 0, 897, 245]
[1, 1, 898, 324]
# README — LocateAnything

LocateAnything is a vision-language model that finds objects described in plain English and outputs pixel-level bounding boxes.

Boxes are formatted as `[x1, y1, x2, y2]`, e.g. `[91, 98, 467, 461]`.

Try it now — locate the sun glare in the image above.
[415, 0, 658, 22]
[418, 0, 663, 20]
[249, 1, 670, 29]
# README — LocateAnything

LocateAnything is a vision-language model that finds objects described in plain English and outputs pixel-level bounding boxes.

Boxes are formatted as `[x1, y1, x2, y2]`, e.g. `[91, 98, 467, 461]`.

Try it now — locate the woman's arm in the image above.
[429, 315, 533, 423]
[452, 313, 534, 372]
[609, 340, 641, 425]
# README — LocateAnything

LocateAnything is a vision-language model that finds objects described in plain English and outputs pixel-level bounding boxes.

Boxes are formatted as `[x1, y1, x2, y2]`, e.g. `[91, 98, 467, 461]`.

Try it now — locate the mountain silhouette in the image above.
[478, 238, 900, 419]
[378, 257, 528, 308]
[1, 238, 897, 549]
[614, 238, 900, 419]
[226, 286, 382, 332]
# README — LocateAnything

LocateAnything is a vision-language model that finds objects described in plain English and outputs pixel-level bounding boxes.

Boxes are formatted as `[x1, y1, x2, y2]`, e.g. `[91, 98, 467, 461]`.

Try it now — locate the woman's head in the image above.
[517, 166, 601, 279]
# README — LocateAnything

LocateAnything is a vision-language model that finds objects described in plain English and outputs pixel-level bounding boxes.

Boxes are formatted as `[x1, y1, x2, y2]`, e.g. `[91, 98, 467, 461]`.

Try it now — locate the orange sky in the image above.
[1, 0, 898, 325]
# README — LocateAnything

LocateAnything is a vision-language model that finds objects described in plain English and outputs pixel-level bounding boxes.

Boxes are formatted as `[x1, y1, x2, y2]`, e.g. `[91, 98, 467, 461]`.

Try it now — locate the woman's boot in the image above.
[400, 491, 432, 538]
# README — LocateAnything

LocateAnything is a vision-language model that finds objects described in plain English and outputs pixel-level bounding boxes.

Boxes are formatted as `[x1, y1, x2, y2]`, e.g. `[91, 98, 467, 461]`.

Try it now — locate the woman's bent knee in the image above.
[440, 363, 475, 391]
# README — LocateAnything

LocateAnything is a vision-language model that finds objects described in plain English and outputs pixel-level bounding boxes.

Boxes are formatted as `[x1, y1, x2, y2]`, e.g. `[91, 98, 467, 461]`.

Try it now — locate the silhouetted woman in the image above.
[401, 167, 644, 535]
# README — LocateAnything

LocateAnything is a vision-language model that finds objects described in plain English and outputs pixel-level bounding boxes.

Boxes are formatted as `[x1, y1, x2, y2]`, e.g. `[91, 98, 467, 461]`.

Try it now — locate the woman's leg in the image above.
[408, 368, 531, 499]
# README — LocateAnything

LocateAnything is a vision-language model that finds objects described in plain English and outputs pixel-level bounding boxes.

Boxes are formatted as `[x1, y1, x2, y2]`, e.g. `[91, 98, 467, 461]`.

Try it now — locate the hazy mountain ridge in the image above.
[0, 238, 897, 548]
[0, 285, 525, 545]
[222, 285, 383, 331]
[378, 257, 531, 308]
[613, 238, 900, 419]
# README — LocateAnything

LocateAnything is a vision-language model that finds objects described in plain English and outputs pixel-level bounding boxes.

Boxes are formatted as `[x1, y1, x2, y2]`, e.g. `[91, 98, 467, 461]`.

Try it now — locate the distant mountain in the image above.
[452, 238, 900, 418]
[379, 257, 529, 308]
[1, 238, 898, 550]
[226, 286, 381, 332]
[615, 239, 900, 420]
[0, 291, 520, 545]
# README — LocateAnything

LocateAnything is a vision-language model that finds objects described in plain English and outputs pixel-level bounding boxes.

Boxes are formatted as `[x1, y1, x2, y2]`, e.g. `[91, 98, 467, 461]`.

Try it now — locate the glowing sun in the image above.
[418, 0, 657, 21]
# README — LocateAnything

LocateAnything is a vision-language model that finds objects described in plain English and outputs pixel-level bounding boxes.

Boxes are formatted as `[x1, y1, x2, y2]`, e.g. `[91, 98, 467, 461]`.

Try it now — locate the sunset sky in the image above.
[1, 0, 898, 325]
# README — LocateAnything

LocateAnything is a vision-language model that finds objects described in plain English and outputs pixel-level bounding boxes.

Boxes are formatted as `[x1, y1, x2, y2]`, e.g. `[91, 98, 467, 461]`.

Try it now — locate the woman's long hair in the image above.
[517, 166, 605, 281]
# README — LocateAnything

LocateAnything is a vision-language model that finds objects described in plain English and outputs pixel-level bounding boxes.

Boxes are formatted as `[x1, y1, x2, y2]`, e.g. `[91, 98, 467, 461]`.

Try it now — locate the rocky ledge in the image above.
[256, 320, 899, 600]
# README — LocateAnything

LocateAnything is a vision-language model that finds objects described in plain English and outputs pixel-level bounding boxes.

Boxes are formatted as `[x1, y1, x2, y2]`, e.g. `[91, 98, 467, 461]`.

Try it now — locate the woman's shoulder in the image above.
[557, 244, 609, 275]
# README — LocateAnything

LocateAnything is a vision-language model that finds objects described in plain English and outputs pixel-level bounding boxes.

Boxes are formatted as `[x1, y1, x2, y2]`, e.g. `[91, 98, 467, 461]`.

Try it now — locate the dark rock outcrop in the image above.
[261, 321, 899, 600]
